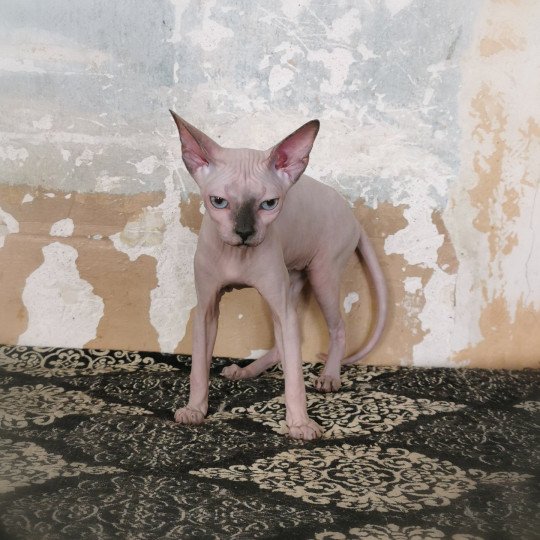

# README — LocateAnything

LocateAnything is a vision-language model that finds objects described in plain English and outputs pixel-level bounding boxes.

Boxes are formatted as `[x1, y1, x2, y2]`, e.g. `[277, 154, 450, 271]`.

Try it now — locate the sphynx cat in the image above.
[170, 111, 387, 440]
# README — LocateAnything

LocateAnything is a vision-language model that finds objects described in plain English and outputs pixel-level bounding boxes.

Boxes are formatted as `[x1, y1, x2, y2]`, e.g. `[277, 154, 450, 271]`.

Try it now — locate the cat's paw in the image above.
[221, 364, 251, 380]
[174, 406, 205, 425]
[288, 419, 324, 440]
[314, 374, 341, 393]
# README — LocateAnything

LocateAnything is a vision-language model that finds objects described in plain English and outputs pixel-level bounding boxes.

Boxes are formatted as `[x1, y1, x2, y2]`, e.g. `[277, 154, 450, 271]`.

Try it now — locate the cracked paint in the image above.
[0, 0, 537, 368]
[111, 165, 198, 353]
[445, 0, 540, 366]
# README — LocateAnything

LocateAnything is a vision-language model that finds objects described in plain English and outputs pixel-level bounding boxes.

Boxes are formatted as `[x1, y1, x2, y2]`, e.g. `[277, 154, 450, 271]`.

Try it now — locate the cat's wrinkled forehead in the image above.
[218, 147, 270, 178]
[206, 147, 279, 200]
[223, 182, 265, 204]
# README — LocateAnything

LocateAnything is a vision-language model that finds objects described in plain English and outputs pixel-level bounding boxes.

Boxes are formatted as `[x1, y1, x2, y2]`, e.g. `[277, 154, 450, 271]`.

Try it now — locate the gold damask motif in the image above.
[193, 444, 478, 512]
[0, 383, 152, 428]
[230, 391, 464, 438]
[2, 475, 334, 538]
[514, 400, 540, 413]
[0, 439, 123, 494]
[0, 347, 537, 539]
[0, 345, 178, 377]
[313, 523, 483, 539]
[265, 362, 399, 390]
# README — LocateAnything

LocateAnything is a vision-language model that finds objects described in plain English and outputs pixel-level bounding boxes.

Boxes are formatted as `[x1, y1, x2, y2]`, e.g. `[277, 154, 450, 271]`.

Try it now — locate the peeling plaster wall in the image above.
[0, 0, 538, 368]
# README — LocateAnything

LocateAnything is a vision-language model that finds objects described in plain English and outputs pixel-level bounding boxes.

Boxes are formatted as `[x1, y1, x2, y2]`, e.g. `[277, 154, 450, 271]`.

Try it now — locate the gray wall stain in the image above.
[0, 0, 479, 204]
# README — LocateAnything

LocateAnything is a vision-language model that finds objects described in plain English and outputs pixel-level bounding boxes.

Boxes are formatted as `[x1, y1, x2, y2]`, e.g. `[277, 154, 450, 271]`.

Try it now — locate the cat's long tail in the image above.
[342, 226, 388, 365]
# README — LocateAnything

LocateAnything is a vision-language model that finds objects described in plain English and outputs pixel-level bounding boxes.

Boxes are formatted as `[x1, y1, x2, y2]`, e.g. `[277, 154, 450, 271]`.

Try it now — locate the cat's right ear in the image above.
[267, 119, 320, 187]
[169, 110, 221, 177]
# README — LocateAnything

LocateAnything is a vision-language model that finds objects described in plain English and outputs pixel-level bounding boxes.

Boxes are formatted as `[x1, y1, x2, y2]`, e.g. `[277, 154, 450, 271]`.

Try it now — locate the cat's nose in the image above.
[235, 229, 254, 243]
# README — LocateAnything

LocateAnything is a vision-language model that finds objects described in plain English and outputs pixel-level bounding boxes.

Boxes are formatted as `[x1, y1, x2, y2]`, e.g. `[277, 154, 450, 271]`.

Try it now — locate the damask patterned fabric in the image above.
[0, 346, 538, 539]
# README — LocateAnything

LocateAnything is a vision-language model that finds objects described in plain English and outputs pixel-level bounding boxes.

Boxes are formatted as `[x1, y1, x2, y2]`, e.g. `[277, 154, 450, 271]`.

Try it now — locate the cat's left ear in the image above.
[268, 120, 320, 185]
[169, 110, 222, 179]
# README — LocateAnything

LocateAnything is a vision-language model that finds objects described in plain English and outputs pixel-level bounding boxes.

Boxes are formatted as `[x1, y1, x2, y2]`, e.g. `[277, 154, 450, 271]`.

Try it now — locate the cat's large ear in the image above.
[268, 120, 320, 185]
[170, 110, 222, 177]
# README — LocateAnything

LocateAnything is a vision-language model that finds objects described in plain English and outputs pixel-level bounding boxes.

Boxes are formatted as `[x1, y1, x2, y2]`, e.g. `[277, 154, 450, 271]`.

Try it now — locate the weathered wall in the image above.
[0, 0, 538, 368]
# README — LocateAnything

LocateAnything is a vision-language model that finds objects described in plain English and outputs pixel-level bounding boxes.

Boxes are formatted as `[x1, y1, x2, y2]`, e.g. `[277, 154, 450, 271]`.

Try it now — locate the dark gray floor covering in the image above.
[0, 346, 538, 539]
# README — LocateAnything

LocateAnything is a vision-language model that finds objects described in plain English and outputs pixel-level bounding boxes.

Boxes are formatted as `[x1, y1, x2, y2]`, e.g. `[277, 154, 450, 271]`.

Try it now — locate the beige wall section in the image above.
[444, 0, 540, 368]
[0, 186, 163, 351]
[0, 186, 427, 365]
[0, 1, 538, 368]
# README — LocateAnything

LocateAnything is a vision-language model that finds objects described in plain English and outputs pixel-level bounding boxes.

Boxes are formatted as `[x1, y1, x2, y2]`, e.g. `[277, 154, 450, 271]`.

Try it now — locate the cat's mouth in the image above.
[228, 238, 262, 248]
[220, 231, 263, 247]
[221, 238, 253, 247]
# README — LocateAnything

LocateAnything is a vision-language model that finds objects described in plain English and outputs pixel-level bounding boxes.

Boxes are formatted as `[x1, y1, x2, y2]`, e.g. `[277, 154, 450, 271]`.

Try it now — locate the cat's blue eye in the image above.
[260, 198, 279, 211]
[210, 196, 229, 209]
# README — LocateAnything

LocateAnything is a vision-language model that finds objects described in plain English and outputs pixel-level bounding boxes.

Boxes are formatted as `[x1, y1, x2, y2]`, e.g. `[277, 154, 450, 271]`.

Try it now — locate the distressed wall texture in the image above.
[0, 0, 538, 368]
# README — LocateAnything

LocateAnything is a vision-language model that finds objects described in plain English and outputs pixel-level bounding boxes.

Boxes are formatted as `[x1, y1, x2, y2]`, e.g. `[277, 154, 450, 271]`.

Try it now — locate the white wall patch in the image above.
[95, 174, 124, 193]
[32, 115, 53, 130]
[18, 242, 104, 347]
[343, 292, 360, 314]
[0, 208, 19, 248]
[404, 276, 422, 294]
[111, 166, 198, 352]
[0, 146, 29, 163]
[246, 349, 270, 359]
[129, 155, 159, 175]
[50, 218, 74, 237]
[188, 2, 234, 52]
[268, 65, 295, 95]
[385, 0, 414, 17]
[75, 148, 94, 167]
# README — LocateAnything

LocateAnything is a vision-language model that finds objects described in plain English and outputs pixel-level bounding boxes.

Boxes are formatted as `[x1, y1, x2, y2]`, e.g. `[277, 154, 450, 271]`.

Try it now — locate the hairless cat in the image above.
[170, 111, 387, 440]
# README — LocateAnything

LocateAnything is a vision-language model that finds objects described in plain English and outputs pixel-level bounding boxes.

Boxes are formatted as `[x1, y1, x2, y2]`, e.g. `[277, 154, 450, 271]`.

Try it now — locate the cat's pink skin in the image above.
[171, 111, 387, 440]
